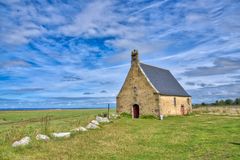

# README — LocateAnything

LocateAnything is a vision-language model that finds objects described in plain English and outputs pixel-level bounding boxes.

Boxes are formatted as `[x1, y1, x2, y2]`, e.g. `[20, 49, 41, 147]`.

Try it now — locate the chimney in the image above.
[131, 49, 139, 64]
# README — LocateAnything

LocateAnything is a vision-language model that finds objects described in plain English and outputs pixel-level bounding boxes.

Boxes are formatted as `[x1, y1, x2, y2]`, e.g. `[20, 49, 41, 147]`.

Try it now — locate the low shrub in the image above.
[120, 112, 132, 118]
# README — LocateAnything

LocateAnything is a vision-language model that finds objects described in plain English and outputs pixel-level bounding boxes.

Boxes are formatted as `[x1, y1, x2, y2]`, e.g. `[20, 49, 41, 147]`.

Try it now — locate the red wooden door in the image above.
[133, 104, 139, 118]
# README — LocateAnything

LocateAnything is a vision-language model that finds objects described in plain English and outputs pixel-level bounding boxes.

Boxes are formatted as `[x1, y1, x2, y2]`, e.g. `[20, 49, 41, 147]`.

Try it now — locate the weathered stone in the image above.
[36, 134, 50, 141]
[52, 132, 71, 138]
[160, 95, 192, 115]
[116, 50, 192, 117]
[12, 136, 31, 147]
[86, 123, 99, 129]
[72, 126, 87, 132]
[96, 116, 110, 123]
[91, 120, 99, 125]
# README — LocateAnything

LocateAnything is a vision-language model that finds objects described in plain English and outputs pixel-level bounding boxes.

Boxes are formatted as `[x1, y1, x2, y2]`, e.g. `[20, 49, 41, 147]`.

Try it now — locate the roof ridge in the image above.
[140, 63, 169, 71]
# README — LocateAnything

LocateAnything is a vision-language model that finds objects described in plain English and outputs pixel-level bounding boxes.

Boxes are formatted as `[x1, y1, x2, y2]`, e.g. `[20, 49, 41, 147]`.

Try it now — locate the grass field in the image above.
[0, 109, 240, 160]
[193, 105, 240, 115]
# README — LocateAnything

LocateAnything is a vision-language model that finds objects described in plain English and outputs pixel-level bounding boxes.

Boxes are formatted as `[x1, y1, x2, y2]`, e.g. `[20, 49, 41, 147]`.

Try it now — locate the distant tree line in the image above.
[194, 97, 240, 107]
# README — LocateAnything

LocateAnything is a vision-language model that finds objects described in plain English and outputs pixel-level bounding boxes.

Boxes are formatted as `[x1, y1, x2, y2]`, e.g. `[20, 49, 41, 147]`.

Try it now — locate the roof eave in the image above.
[159, 93, 191, 97]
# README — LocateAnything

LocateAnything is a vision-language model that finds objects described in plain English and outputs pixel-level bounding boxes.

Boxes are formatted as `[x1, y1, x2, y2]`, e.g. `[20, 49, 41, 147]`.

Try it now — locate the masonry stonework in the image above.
[117, 62, 160, 117]
[159, 96, 192, 115]
[116, 50, 192, 117]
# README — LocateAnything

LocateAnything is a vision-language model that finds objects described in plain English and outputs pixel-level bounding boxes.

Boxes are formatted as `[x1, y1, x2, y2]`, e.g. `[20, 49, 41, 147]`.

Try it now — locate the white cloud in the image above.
[58, 0, 117, 37]
[0, 0, 240, 105]
[131, 0, 168, 15]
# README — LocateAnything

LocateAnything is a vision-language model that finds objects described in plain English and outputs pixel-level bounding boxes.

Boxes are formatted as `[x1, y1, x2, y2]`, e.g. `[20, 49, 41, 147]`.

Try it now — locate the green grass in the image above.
[0, 109, 240, 160]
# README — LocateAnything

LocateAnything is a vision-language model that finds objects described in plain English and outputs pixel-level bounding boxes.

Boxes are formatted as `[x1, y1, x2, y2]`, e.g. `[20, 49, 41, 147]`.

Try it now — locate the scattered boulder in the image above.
[12, 136, 31, 147]
[72, 126, 87, 132]
[52, 132, 71, 138]
[91, 120, 99, 125]
[96, 116, 110, 123]
[96, 116, 102, 122]
[86, 123, 99, 129]
[36, 134, 50, 141]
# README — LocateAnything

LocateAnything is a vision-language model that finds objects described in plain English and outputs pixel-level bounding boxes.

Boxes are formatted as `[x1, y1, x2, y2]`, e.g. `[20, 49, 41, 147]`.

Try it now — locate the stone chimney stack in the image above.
[131, 49, 139, 64]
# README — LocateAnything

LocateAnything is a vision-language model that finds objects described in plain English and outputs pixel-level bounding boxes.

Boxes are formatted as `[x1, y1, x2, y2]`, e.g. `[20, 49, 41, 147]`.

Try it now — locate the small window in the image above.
[174, 97, 176, 107]
[187, 98, 190, 105]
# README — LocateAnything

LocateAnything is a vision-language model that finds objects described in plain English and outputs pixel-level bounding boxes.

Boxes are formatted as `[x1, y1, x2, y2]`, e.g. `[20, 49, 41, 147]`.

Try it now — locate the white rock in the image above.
[101, 117, 110, 123]
[96, 116, 110, 123]
[12, 136, 31, 147]
[36, 134, 50, 141]
[72, 126, 87, 132]
[96, 116, 102, 122]
[91, 120, 99, 125]
[86, 123, 99, 129]
[52, 132, 71, 138]
[78, 127, 87, 131]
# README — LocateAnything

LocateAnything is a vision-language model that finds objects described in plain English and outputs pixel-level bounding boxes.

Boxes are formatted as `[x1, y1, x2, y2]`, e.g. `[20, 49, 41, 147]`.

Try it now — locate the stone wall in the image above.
[116, 50, 192, 117]
[159, 95, 192, 115]
[117, 62, 159, 117]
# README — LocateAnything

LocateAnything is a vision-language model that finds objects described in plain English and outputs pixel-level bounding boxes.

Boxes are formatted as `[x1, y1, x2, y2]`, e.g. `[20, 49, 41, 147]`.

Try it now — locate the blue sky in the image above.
[0, 0, 240, 109]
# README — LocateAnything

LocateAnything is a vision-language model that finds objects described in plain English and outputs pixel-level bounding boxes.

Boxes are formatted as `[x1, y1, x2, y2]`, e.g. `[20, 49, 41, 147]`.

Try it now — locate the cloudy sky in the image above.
[0, 0, 240, 109]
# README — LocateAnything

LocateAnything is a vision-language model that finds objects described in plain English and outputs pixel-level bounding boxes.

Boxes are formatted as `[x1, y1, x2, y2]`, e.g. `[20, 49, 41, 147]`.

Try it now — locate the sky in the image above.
[0, 0, 240, 109]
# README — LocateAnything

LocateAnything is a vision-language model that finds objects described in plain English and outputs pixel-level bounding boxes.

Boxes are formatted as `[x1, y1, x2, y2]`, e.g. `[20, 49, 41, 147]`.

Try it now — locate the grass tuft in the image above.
[120, 112, 132, 118]
[140, 115, 156, 119]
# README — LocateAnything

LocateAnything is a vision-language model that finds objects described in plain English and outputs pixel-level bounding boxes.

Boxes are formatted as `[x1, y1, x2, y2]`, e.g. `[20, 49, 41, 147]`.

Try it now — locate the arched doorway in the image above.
[181, 105, 185, 115]
[133, 104, 139, 118]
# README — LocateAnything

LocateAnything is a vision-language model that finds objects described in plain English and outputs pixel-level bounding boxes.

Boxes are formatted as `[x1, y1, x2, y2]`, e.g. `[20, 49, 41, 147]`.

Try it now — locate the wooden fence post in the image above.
[108, 104, 110, 119]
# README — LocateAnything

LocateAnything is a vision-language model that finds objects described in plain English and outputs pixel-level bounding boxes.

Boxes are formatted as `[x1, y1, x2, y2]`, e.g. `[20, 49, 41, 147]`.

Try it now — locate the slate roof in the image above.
[140, 63, 190, 97]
